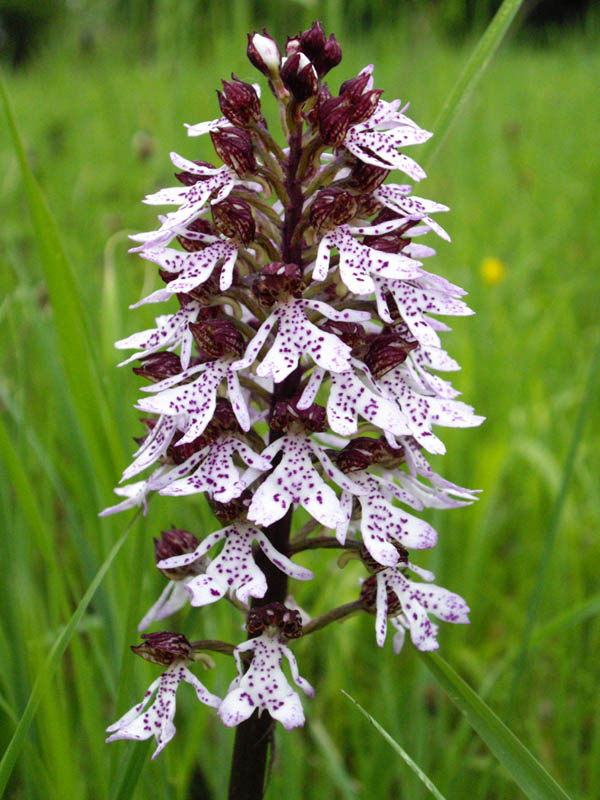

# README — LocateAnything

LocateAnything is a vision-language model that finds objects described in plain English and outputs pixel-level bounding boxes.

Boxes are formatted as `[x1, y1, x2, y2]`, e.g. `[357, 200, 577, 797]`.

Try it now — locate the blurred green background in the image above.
[1, 1, 599, 799]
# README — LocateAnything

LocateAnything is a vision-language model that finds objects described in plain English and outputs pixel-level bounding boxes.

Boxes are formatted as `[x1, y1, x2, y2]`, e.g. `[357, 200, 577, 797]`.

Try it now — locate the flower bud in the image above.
[317, 94, 354, 146]
[300, 22, 342, 77]
[364, 331, 418, 379]
[131, 632, 193, 666]
[208, 489, 253, 523]
[246, 602, 303, 639]
[348, 160, 390, 193]
[320, 321, 366, 356]
[133, 352, 182, 382]
[211, 197, 255, 244]
[210, 127, 256, 176]
[189, 318, 245, 360]
[270, 396, 326, 434]
[247, 30, 281, 77]
[335, 436, 402, 473]
[309, 187, 357, 231]
[285, 35, 302, 56]
[154, 527, 201, 579]
[217, 75, 262, 128]
[252, 262, 304, 307]
[280, 52, 319, 102]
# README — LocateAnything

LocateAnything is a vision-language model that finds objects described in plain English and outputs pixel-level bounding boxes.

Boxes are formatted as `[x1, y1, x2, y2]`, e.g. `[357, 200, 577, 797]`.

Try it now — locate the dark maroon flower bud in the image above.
[154, 527, 201, 579]
[309, 187, 357, 231]
[354, 193, 382, 218]
[131, 632, 193, 666]
[280, 52, 318, 102]
[299, 22, 342, 77]
[348, 160, 390, 193]
[208, 489, 253, 523]
[317, 94, 354, 146]
[246, 602, 303, 639]
[174, 159, 216, 186]
[285, 35, 302, 56]
[349, 89, 382, 124]
[364, 331, 418, 378]
[269, 395, 326, 434]
[318, 34, 343, 76]
[252, 262, 304, 306]
[339, 72, 371, 98]
[133, 352, 182, 382]
[211, 197, 255, 244]
[167, 430, 209, 464]
[210, 127, 256, 176]
[300, 20, 326, 59]
[320, 321, 366, 356]
[217, 74, 262, 128]
[335, 435, 402, 473]
[189, 318, 245, 360]
[247, 30, 281, 77]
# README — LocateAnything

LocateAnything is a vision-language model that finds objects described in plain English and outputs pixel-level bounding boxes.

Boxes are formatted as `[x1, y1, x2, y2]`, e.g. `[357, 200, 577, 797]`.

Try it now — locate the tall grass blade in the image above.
[341, 690, 447, 800]
[0, 513, 140, 797]
[0, 75, 122, 483]
[419, 652, 571, 800]
[507, 338, 600, 708]
[422, 0, 525, 168]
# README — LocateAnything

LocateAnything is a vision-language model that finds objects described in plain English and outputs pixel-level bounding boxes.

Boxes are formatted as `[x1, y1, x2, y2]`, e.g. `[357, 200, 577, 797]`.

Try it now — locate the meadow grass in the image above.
[1, 13, 599, 800]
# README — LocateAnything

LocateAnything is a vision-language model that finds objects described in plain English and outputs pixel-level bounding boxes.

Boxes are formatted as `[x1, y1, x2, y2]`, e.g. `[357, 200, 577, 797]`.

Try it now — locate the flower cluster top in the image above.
[102, 22, 483, 758]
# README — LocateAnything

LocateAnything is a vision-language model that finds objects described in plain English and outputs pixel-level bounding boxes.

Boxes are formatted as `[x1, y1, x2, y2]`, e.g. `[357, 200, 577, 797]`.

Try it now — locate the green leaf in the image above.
[422, 0, 525, 169]
[341, 690, 447, 800]
[0, 513, 140, 797]
[418, 652, 571, 800]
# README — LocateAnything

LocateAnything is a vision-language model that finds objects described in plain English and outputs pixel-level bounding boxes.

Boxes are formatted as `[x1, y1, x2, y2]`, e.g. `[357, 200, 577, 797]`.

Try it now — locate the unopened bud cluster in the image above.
[102, 20, 483, 758]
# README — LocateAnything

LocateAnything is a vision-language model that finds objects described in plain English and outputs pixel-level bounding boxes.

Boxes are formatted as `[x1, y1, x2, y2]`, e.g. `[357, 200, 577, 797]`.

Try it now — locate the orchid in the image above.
[102, 21, 482, 798]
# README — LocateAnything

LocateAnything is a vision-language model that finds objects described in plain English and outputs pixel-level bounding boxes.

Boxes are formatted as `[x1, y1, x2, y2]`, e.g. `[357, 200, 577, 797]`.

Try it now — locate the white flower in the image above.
[115, 297, 201, 369]
[158, 434, 271, 502]
[247, 432, 363, 528]
[157, 521, 313, 606]
[233, 298, 370, 383]
[136, 359, 250, 445]
[121, 416, 179, 482]
[372, 565, 470, 650]
[378, 367, 484, 455]
[297, 361, 411, 437]
[106, 660, 220, 759]
[373, 184, 451, 242]
[313, 223, 421, 294]
[344, 97, 432, 179]
[336, 471, 438, 566]
[130, 240, 239, 305]
[219, 633, 313, 730]
[129, 154, 239, 251]
[373, 275, 474, 344]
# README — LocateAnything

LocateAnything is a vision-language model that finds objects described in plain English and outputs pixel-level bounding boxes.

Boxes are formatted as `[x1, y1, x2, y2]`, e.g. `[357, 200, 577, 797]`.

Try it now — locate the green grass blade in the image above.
[109, 741, 150, 800]
[341, 690, 447, 800]
[507, 337, 600, 708]
[422, 0, 525, 168]
[0, 74, 122, 484]
[0, 512, 140, 797]
[418, 653, 571, 800]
